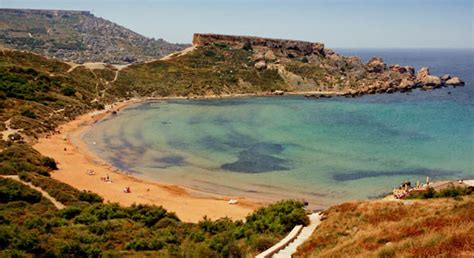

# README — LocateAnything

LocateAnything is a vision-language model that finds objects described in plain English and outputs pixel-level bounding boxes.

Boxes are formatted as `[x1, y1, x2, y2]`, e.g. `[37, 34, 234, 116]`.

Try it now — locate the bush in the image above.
[409, 186, 472, 199]
[61, 85, 76, 96]
[20, 109, 36, 119]
[41, 157, 57, 170]
[78, 191, 103, 203]
[0, 178, 42, 204]
[59, 206, 82, 219]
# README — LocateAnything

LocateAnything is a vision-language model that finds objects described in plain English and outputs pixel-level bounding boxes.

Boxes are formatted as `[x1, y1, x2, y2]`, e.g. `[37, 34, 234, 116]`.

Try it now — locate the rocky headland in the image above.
[192, 33, 465, 98]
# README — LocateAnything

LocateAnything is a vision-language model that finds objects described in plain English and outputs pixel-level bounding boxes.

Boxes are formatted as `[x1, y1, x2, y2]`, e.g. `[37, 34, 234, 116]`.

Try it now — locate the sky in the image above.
[1, 0, 473, 48]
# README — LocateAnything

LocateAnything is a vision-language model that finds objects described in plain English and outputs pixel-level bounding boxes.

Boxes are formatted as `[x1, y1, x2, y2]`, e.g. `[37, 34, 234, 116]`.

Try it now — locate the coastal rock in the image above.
[254, 60, 267, 70]
[441, 74, 451, 81]
[416, 67, 430, 80]
[405, 66, 415, 76]
[366, 57, 387, 73]
[389, 64, 413, 75]
[421, 75, 442, 87]
[399, 79, 415, 90]
[445, 76, 465, 86]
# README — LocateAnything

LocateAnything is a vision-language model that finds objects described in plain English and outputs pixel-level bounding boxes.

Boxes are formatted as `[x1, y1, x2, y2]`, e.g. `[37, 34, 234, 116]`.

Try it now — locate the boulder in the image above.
[264, 50, 276, 61]
[421, 75, 442, 87]
[445, 76, 465, 86]
[254, 60, 267, 70]
[273, 90, 284, 95]
[312, 43, 325, 55]
[366, 57, 387, 73]
[440, 74, 451, 81]
[399, 78, 415, 90]
[416, 67, 430, 80]
[405, 66, 415, 76]
[323, 48, 335, 56]
[252, 53, 264, 62]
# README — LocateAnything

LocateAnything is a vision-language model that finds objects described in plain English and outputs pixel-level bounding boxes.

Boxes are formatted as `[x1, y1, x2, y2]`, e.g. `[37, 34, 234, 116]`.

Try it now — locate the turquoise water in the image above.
[84, 49, 474, 208]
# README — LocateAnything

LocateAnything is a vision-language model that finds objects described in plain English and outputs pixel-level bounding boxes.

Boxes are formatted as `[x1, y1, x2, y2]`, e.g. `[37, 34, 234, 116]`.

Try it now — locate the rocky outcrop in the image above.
[445, 77, 465, 86]
[366, 57, 387, 73]
[416, 67, 430, 80]
[193, 33, 325, 56]
[192, 33, 465, 97]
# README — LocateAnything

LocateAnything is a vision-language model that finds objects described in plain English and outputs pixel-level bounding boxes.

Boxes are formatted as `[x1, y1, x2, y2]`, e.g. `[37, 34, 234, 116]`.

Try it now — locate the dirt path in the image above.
[2, 175, 66, 209]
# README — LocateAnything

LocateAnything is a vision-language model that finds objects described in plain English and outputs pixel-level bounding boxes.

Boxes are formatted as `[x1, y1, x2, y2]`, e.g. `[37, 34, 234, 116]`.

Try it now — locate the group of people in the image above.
[92, 171, 132, 193]
[100, 173, 112, 183]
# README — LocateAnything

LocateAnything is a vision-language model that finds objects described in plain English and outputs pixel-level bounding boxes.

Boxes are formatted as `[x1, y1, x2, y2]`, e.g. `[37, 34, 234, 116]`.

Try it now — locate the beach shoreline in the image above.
[33, 97, 271, 222]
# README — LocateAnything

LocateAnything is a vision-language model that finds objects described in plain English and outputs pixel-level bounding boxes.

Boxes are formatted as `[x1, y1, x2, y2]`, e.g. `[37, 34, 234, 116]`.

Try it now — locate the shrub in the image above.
[20, 109, 36, 119]
[61, 85, 76, 96]
[41, 157, 57, 170]
[78, 191, 103, 203]
[409, 186, 472, 199]
[59, 206, 82, 219]
[0, 178, 42, 203]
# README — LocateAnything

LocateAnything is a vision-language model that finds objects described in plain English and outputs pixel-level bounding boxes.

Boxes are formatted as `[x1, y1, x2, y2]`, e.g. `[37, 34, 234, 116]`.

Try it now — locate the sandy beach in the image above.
[33, 99, 262, 222]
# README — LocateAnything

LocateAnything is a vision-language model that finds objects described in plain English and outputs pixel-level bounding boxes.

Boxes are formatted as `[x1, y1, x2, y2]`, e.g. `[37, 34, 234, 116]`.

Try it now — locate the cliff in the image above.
[193, 33, 325, 56]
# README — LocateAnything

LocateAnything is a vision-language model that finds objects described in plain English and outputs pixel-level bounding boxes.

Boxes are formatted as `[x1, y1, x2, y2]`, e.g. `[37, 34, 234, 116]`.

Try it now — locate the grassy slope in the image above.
[0, 50, 115, 138]
[295, 196, 474, 257]
[113, 44, 287, 97]
[1, 174, 308, 257]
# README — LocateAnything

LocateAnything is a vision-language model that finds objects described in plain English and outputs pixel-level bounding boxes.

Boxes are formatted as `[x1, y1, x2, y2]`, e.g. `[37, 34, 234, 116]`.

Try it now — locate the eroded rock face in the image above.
[193, 33, 324, 56]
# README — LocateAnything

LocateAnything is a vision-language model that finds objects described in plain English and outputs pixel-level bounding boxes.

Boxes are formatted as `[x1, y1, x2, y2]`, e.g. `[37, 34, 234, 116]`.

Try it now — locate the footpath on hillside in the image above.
[2, 175, 66, 209]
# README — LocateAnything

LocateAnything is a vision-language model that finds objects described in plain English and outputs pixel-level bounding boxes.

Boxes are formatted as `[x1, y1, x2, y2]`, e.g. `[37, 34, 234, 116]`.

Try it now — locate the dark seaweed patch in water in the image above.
[333, 168, 458, 182]
[221, 143, 290, 173]
[154, 155, 186, 168]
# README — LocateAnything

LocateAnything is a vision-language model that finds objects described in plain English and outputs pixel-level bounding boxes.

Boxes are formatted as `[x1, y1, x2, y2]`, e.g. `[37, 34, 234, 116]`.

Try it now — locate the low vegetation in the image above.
[295, 196, 474, 257]
[408, 185, 472, 199]
[1, 178, 308, 256]
[113, 43, 287, 97]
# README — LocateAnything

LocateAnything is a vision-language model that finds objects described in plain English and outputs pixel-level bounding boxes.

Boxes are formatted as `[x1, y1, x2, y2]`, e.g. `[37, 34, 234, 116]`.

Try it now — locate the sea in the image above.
[83, 49, 474, 209]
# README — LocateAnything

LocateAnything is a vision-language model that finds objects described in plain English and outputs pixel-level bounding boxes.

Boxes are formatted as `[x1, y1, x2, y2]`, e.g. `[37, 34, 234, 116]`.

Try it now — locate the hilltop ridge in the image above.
[0, 8, 188, 64]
